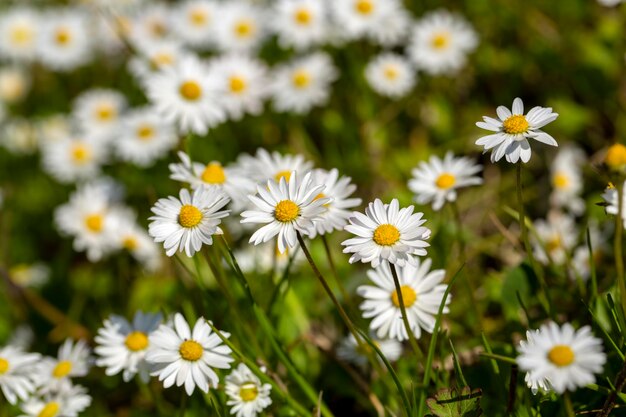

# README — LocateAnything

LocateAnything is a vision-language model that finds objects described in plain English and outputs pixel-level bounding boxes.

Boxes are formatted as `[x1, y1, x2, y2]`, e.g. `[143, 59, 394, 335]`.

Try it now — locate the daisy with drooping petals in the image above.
[114, 107, 177, 167]
[272, 0, 328, 51]
[225, 363, 272, 417]
[357, 259, 449, 341]
[475, 97, 559, 163]
[172, 0, 219, 49]
[531, 211, 577, 266]
[95, 311, 162, 382]
[41, 135, 106, 184]
[407, 10, 478, 76]
[146, 313, 234, 395]
[517, 321, 606, 394]
[241, 171, 330, 253]
[270, 52, 338, 114]
[37, 9, 92, 72]
[550, 146, 586, 215]
[72, 89, 126, 142]
[342, 199, 431, 268]
[365, 53, 416, 99]
[146, 56, 226, 135]
[0, 8, 39, 62]
[408, 152, 483, 211]
[336, 333, 403, 368]
[236, 148, 314, 185]
[37, 339, 92, 392]
[308, 168, 362, 238]
[214, 1, 266, 53]
[0, 345, 40, 404]
[19, 381, 91, 417]
[148, 187, 230, 257]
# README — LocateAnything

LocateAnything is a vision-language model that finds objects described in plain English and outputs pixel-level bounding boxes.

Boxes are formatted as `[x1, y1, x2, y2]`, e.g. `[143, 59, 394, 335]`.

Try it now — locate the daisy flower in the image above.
[357, 259, 449, 341]
[41, 135, 106, 184]
[148, 186, 230, 257]
[72, 89, 126, 142]
[208, 54, 269, 121]
[602, 182, 626, 228]
[146, 56, 226, 135]
[146, 313, 234, 395]
[272, 0, 328, 51]
[114, 106, 177, 167]
[128, 40, 191, 86]
[550, 146, 586, 215]
[408, 152, 483, 211]
[235, 148, 314, 185]
[342, 199, 431, 268]
[241, 171, 330, 253]
[19, 381, 91, 417]
[517, 321, 606, 394]
[214, 1, 266, 53]
[37, 9, 92, 72]
[9, 263, 50, 288]
[330, 0, 405, 41]
[0, 66, 30, 104]
[0, 345, 40, 404]
[336, 333, 403, 368]
[127, 3, 173, 48]
[0, 118, 38, 155]
[308, 168, 362, 238]
[407, 10, 478, 76]
[37, 339, 92, 392]
[225, 363, 272, 417]
[270, 52, 338, 114]
[531, 211, 577, 266]
[169, 151, 255, 212]
[95, 311, 162, 382]
[111, 211, 162, 271]
[0, 8, 39, 62]
[364, 53, 416, 99]
[171, 0, 219, 49]
[597, 0, 623, 6]
[570, 223, 608, 282]
[366, 6, 412, 47]
[475, 97, 559, 163]
[233, 240, 304, 275]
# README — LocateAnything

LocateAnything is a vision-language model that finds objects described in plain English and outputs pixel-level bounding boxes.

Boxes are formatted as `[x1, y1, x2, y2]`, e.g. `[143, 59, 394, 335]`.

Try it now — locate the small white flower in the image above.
[37, 339, 92, 392]
[148, 187, 230, 257]
[342, 199, 431, 268]
[407, 10, 478, 76]
[19, 381, 91, 417]
[9, 263, 50, 288]
[233, 240, 304, 275]
[336, 333, 402, 368]
[517, 322, 606, 394]
[146, 313, 234, 395]
[475, 97, 559, 163]
[128, 40, 191, 86]
[597, 0, 623, 6]
[128, 3, 173, 48]
[241, 171, 330, 253]
[171, 0, 219, 49]
[408, 151, 483, 211]
[0, 66, 30, 104]
[272, 0, 328, 51]
[214, 1, 266, 53]
[72, 89, 126, 142]
[0, 8, 39, 62]
[146, 55, 226, 135]
[111, 211, 162, 271]
[41, 135, 107, 184]
[95, 311, 162, 382]
[235, 148, 314, 185]
[357, 259, 449, 341]
[532, 211, 577, 266]
[225, 363, 272, 417]
[0, 345, 40, 404]
[330, 0, 406, 43]
[365, 53, 416, 99]
[37, 9, 92, 72]
[270, 52, 338, 114]
[550, 146, 585, 215]
[602, 182, 626, 227]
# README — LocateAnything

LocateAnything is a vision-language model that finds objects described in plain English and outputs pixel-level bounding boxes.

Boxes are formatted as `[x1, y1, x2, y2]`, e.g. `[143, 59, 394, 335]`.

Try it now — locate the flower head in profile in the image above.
[517, 321, 605, 394]
[475, 97, 559, 163]
[225, 363, 272, 417]
[408, 152, 482, 211]
[550, 146, 585, 215]
[342, 199, 431, 268]
[531, 211, 577, 266]
[336, 333, 402, 368]
[602, 181, 626, 228]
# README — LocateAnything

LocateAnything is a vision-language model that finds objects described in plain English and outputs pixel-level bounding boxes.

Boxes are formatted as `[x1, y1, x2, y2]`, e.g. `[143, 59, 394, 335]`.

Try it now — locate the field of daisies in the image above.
[3, 0, 626, 416]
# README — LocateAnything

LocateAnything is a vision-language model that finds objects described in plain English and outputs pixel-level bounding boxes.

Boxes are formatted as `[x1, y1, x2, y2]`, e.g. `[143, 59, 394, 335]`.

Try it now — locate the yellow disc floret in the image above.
[179, 340, 203, 361]
[123, 236, 138, 250]
[54, 28, 71, 46]
[383, 65, 398, 80]
[136, 124, 155, 141]
[0, 358, 9, 374]
[37, 402, 60, 417]
[234, 20, 253, 38]
[179, 81, 202, 101]
[547, 344, 575, 367]
[292, 70, 311, 89]
[373, 224, 401, 246]
[85, 214, 104, 233]
[431, 32, 450, 49]
[71, 143, 91, 164]
[229, 76, 247, 93]
[178, 205, 203, 228]
[274, 200, 300, 222]
[605, 143, 626, 170]
[502, 114, 529, 135]
[552, 172, 569, 189]
[391, 285, 417, 308]
[274, 170, 292, 183]
[190, 9, 208, 26]
[294, 8, 312, 25]
[355, 0, 374, 15]
[10, 26, 33, 45]
[125, 331, 149, 351]
[52, 360, 72, 378]
[435, 173, 456, 189]
[201, 162, 226, 184]
[95, 105, 115, 122]
[239, 382, 259, 402]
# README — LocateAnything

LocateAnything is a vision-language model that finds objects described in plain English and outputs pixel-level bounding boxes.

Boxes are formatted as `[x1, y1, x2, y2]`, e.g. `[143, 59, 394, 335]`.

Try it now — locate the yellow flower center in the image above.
[54, 28, 71, 46]
[552, 172, 569, 189]
[136, 124, 155, 141]
[149, 21, 167, 37]
[431, 32, 450, 49]
[179, 340, 203, 361]
[546, 236, 561, 253]
[123, 236, 138, 250]
[125, 331, 149, 351]
[178, 205, 203, 228]
[294, 8, 312, 25]
[274, 170, 292, 183]
[292, 70, 311, 89]
[10, 26, 33, 45]
[435, 173, 456, 189]
[355, 0, 374, 15]
[179, 80, 202, 101]
[502, 114, 529, 135]
[373, 224, 401, 246]
[37, 402, 60, 417]
[52, 360, 72, 378]
[239, 382, 259, 402]
[234, 20, 253, 38]
[151, 52, 174, 68]
[547, 345, 575, 367]
[71, 143, 91, 164]
[605, 144, 626, 169]
[189, 9, 209, 26]
[383, 65, 398, 80]
[274, 200, 300, 222]
[0, 358, 9, 374]
[85, 213, 104, 233]
[314, 192, 330, 207]
[201, 162, 226, 184]
[95, 105, 115, 122]
[229, 76, 247, 93]
[391, 285, 417, 308]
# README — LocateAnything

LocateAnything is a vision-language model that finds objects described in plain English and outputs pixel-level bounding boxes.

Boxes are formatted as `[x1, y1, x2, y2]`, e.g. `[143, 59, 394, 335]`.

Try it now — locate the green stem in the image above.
[615, 182, 626, 317]
[321, 234, 352, 305]
[564, 392, 576, 417]
[178, 391, 187, 417]
[478, 352, 517, 365]
[388, 262, 423, 359]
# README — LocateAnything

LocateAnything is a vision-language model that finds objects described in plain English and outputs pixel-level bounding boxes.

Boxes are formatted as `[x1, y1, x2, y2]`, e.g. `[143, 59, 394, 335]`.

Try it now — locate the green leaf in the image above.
[426, 387, 482, 417]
